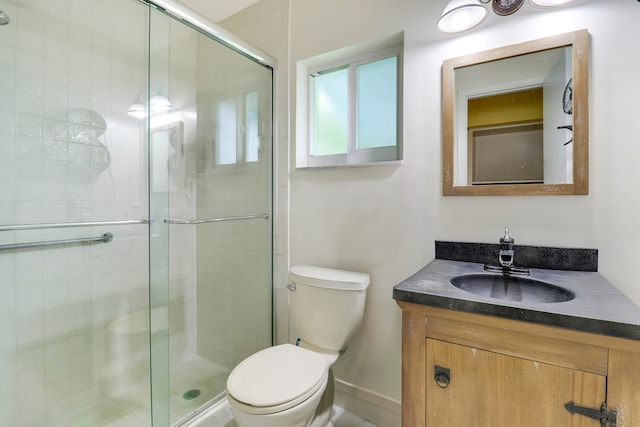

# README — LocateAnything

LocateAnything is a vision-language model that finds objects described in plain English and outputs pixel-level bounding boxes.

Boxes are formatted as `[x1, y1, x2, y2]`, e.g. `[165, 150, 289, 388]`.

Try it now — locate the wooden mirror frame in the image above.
[442, 29, 589, 196]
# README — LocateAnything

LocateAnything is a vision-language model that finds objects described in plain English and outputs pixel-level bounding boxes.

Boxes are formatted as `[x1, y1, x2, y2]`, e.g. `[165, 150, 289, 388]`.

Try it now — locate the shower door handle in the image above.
[0, 219, 149, 231]
[164, 213, 269, 224]
[0, 233, 113, 251]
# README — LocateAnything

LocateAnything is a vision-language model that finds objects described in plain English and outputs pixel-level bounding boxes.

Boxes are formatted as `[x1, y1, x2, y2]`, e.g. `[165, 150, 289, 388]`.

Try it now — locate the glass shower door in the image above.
[0, 0, 152, 425]
[147, 6, 273, 425]
[0, 0, 273, 424]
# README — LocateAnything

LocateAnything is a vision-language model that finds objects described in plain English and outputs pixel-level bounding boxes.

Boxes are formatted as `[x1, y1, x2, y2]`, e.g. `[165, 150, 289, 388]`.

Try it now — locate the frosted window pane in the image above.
[357, 57, 397, 149]
[216, 98, 236, 165]
[245, 91, 259, 163]
[313, 69, 348, 156]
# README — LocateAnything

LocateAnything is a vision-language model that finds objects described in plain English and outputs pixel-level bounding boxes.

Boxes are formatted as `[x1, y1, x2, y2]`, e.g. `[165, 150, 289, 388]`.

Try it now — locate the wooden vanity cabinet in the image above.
[398, 301, 640, 427]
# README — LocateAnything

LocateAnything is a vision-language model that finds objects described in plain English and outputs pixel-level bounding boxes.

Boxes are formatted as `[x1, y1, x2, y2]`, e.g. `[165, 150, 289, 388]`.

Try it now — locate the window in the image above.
[306, 45, 402, 167]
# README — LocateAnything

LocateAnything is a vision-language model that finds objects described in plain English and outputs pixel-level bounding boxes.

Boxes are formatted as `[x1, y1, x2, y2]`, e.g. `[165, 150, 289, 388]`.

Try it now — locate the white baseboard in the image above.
[334, 379, 401, 427]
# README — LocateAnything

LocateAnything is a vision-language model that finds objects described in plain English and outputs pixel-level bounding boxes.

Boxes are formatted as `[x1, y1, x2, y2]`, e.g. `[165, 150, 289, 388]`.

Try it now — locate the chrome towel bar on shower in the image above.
[164, 213, 269, 225]
[0, 232, 113, 251]
[0, 219, 149, 232]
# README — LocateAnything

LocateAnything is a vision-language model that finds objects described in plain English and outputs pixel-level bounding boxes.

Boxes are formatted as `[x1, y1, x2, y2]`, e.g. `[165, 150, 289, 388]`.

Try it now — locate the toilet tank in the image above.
[288, 265, 370, 352]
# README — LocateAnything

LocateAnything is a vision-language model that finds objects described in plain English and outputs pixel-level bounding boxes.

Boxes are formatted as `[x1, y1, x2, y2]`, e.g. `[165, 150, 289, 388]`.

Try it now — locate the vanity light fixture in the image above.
[437, 0, 489, 34]
[438, 0, 583, 34]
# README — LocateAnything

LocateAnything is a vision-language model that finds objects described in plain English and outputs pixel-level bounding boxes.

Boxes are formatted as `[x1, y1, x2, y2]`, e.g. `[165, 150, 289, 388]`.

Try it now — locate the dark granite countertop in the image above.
[393, 251, 640, 341]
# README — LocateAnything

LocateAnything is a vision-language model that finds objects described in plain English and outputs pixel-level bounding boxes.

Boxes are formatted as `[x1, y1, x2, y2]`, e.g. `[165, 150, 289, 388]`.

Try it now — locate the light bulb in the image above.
[530, 0, 580, 8]
[451, 10, 472, 30]
[437, 0, 488, 34]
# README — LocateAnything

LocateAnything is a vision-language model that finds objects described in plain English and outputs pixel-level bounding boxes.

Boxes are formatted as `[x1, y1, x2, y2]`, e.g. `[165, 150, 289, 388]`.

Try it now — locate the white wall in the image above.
[195, 0, 640, 425]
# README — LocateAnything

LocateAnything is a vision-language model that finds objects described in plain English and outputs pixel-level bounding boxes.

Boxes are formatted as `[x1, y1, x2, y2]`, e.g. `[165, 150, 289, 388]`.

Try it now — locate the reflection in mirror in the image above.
[442, 29, 589, 196]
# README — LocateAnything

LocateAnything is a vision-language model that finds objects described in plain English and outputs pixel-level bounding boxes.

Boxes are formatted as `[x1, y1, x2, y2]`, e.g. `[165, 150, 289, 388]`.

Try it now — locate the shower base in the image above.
[44, 356, 229, 427]
[182, 402, 379, 427]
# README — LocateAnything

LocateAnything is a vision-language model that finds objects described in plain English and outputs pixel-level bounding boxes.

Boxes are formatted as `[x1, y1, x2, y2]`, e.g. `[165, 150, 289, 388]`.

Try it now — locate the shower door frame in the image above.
[147, 0, 276, 68]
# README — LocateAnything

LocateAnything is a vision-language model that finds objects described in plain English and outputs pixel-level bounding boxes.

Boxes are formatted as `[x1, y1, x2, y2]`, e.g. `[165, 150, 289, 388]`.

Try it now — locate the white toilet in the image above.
[226, 265, 370, 427]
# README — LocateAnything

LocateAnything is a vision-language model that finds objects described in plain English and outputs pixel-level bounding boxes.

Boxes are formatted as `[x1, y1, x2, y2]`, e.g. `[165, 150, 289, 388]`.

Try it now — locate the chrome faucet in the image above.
[484, 227, 529, 275]
[499, 227, 515, 267]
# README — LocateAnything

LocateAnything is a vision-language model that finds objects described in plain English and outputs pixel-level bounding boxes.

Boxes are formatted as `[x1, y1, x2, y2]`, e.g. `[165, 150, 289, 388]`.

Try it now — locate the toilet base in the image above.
[310, 369, 334, 427]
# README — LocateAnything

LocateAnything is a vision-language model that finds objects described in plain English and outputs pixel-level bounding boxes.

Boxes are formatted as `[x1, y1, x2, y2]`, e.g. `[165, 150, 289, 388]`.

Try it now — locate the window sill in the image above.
[295, 159, 403, 171]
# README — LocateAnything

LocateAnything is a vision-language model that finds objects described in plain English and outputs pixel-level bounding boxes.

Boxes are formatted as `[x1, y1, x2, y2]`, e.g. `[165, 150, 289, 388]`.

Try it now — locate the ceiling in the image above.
[177, 0, 588, 43]
[179, 0, 260, 22]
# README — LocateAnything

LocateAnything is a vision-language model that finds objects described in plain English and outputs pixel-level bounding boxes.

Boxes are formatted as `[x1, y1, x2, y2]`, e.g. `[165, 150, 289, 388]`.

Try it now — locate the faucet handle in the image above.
[499, 226, 515, 268]
[500, 226, 514, 244]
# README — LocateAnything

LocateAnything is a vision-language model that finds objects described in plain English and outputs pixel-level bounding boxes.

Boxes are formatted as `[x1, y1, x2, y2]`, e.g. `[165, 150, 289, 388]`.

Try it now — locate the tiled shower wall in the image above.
[195, 172, 272, 369]
[193, 29, 273, 369]
[221, 0, 291, 347]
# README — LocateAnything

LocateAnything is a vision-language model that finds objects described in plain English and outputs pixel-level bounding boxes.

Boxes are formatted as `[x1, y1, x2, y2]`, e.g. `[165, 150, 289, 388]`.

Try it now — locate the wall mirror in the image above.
[442, 29, 589, 196]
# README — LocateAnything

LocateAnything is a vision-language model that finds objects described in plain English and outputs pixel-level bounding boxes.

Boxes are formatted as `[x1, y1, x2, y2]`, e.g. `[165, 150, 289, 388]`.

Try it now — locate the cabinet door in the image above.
[426, 339, 606, 427]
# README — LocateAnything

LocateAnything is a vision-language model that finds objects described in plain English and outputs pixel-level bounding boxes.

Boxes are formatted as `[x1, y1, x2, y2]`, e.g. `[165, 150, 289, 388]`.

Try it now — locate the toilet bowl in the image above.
[226, 265, 370, 427]
[227, 344, 328, 427]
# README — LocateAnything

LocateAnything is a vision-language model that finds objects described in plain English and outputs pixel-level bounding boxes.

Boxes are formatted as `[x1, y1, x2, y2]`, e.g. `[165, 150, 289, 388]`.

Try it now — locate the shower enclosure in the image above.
[0, 0, 274, 426]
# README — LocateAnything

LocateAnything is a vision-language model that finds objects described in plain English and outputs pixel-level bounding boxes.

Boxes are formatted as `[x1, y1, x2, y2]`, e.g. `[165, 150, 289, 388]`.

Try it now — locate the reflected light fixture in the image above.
[529, 0, 580, 7]
[127, 91, 147, 119]
[150, 90, 173, 114]
[437, 0, 489, 34]
[0, 10, 10, 25]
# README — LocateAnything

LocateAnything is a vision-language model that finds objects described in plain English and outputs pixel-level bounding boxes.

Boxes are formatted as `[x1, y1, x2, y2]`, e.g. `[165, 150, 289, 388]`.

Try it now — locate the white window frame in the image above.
[305, 44, 403, 168]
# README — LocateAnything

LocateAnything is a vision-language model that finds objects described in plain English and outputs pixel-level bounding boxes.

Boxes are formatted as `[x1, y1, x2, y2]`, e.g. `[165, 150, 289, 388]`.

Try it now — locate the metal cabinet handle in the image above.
[434, 365, 451, 389]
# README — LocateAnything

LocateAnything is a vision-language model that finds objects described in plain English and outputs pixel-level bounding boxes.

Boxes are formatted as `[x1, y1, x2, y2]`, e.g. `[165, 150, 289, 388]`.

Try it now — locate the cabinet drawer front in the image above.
[426, 339, 606, 427]
[426, 315, 608, 375]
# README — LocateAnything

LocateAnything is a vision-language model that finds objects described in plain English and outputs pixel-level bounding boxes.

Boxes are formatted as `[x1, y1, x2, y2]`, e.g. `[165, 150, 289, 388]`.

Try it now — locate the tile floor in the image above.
[331, 406, 378, 427]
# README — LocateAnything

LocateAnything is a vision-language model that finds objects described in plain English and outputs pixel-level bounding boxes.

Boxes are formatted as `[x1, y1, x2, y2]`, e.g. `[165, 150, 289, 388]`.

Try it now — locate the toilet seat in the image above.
[227, 343, 328, 415]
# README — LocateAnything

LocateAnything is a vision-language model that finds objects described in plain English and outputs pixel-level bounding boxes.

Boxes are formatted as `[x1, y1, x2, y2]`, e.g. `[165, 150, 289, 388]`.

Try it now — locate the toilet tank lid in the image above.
[289, 265, 370, 290]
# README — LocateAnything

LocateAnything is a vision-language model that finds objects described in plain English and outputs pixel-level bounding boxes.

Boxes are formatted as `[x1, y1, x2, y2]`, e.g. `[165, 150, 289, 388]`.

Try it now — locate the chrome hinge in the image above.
[565, 401, 617, 427]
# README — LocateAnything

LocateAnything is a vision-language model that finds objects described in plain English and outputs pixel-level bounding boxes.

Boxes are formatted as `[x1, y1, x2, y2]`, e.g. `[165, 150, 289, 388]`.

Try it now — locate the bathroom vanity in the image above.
[393, 242, 640, 427]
